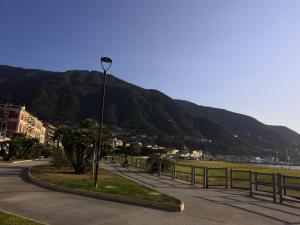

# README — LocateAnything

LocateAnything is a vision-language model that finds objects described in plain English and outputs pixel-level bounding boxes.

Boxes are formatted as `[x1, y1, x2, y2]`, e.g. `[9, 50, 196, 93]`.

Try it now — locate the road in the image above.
[0, 160, 300, 225]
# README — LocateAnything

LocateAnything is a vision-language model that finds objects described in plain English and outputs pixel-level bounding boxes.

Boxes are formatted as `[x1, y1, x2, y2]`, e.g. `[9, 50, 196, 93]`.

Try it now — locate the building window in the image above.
[3, 111, 9, 120]
[9, 111, 19, 119]
[1, 122, 7, 130]
[7, 122, 17, 131]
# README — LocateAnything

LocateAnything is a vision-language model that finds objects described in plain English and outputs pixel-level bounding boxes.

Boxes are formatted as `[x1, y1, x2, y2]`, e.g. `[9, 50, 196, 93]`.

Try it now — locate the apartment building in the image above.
[42, 121, 57, 146]
[0, 104, 46, 143]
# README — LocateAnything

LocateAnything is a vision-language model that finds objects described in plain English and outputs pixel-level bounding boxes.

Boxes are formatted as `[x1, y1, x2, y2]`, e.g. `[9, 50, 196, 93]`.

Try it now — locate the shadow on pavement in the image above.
[196, 192, 300, 224]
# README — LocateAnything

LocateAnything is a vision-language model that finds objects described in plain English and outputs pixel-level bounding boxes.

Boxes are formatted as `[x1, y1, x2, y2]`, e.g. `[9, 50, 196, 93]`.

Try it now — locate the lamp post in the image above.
[94, 57, 112, 187]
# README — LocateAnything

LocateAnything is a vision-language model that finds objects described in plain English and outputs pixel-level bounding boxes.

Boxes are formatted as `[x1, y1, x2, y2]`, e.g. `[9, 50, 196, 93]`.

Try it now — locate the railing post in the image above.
[191, 165, 195, 185]
[277, 174, 283, 204]
[172, 163, 176, 180]
[202, 166, 206, 189]
[158, 158, 161, 176]
[254, 171, 258, 191]
[283, 175, 287, 195]
[225, 168, 228, 189]
[249, 171, 253, 197]
[272, 173, 276, 203]
[205, 166, 208, 189]
[230, 169, 233, 188]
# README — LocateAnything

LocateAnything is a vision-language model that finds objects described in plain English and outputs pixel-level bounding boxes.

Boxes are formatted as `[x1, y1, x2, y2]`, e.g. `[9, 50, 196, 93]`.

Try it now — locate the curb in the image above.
[27, 168, 184, 212]
[12, 160, 33, 164]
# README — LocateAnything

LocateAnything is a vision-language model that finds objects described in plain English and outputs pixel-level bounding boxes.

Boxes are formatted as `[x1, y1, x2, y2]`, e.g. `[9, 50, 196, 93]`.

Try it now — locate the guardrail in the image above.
[205, 167, 228, 188]
[194, 166, 206, 188]
[109, 157, 300, 204]
[174, 164, 193, 184]
[230, 169, 251, 190]
[253, 172, 277, 202]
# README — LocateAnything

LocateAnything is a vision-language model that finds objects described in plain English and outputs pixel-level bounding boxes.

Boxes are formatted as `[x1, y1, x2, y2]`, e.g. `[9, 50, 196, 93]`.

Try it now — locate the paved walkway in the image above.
[0, 161, 300, 225]
[104, 164, 300, 225]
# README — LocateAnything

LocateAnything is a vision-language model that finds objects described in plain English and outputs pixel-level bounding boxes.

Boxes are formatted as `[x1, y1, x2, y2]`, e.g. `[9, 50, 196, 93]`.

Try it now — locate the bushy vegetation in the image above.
[146, 155, 174, 173]
[51, 149, 70, 168]
[53, 119, 113, 174]
[0, 134, 54, 161]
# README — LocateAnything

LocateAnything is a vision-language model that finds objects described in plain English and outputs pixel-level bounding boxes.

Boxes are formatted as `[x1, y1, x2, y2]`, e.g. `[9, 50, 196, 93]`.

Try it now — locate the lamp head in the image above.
[100, 57, 112, 72]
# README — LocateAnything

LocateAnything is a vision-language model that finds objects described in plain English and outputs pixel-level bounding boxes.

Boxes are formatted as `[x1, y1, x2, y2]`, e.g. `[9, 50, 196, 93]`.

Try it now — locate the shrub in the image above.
[147, 155, 173, 173]
[51, 149, 70, 169]
[55, 119, 113, 174]
[41, 146, 53, 158]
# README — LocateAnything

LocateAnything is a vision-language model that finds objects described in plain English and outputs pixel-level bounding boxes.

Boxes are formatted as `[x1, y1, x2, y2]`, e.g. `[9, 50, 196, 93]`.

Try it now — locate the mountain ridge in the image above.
[1, 65, 299, 159]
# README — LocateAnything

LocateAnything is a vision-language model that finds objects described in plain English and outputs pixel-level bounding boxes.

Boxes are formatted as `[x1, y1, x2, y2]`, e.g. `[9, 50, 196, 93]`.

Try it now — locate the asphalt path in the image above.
[0, 160, 300, 225]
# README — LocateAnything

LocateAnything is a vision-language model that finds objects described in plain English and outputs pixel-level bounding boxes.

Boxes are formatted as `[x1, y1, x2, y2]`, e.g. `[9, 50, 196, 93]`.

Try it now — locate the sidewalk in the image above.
[103, 163, 300, 225]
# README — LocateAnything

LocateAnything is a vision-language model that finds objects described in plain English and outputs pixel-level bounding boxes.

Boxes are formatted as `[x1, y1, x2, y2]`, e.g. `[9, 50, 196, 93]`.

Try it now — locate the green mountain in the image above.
[0, 65, 299, 159]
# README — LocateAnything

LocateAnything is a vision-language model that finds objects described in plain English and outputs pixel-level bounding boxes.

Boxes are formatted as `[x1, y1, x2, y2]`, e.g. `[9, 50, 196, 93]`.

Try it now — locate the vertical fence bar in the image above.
[225, 168, 228, 188]
[249, 171, 253, 197]
[277, 174, 283, 204]
[283, 175, 287, 195]
[202, 167, 206, 189]
[172, 163, 176, 180]
[254, 172, 258, 191]
[230, 169, 233, 188]
[158, 159, 161, 176]
[205, 166, 208, 189]
[191, 165, 195, 185]
[272, 173, 276, 203]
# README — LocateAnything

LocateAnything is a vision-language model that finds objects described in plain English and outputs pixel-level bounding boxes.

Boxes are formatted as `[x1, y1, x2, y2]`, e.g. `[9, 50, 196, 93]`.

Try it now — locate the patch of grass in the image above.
[31, 165, 179, 205]
[0, 211, 44, 225]
[177, 160, 300, 176]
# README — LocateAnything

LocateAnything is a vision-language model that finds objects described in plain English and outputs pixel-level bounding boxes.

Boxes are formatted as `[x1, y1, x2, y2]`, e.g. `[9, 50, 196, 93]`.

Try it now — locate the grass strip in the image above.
[31, 165, 180, 205]
[0, 211, 44, 225]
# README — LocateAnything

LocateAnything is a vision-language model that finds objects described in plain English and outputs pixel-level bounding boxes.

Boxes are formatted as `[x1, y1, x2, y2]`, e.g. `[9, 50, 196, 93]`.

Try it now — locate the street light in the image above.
[94, 57, 112, 187]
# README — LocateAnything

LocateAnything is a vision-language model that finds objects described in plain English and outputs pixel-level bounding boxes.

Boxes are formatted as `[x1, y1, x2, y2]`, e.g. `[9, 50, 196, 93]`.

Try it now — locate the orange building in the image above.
[0, 104, 46, 144]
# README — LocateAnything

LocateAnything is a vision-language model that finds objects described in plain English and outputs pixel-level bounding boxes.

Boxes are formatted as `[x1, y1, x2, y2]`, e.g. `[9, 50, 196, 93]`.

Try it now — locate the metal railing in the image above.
[194, 166, 206, 188]
[230, 169, 251, 190]
[108, 157, 300, 204]
[205, 167, 228, 188]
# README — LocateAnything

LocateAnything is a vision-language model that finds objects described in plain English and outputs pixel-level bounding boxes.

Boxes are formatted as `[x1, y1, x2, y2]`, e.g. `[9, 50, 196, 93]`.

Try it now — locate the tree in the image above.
[57, 119, 113, 174]
[3, 134, 47, 161]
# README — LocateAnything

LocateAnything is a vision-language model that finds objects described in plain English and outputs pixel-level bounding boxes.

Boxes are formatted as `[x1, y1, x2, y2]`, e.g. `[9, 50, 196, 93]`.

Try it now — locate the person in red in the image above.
[123, 155, 129, 167]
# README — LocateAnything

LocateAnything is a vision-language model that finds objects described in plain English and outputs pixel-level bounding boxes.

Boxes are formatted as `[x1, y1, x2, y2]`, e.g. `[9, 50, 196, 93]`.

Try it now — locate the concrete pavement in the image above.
[0, 161, 300, 225]
[104, 164, 300, 225]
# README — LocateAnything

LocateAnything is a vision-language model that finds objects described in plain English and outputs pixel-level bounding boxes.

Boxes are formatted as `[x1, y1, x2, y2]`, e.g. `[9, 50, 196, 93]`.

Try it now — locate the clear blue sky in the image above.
[1, 0, 300, 132]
